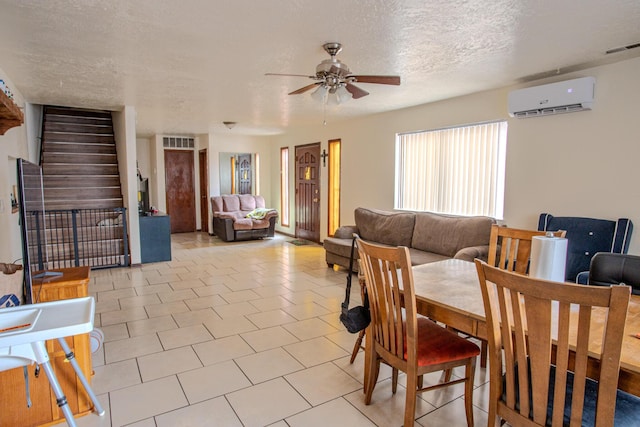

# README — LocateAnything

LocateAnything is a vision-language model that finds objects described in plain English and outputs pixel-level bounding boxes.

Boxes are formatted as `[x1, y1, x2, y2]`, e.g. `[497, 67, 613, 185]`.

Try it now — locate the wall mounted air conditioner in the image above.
[508, 76, 595, 118]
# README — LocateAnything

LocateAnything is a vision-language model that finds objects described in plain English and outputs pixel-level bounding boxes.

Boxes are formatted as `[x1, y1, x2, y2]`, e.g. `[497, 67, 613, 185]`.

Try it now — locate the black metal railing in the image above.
[27, 207, 129, 270]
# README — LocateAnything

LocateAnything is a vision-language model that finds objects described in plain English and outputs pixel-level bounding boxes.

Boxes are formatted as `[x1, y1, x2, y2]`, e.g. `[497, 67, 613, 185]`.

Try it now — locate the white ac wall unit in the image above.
[508, 76, 595, 118]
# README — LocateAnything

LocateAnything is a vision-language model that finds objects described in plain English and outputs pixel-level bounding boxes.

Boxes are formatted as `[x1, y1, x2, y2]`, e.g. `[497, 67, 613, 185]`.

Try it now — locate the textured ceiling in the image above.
[0, 0, 639, 136]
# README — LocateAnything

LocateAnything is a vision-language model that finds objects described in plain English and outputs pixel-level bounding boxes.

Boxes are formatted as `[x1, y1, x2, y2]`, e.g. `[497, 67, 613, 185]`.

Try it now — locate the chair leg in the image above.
[350, 329, 365, 364]
[480, 340, 488, 368]
[364, 357, 380, 405]
[40, 360, 78, 427]
[464, 357, 477, 427]
[392, 368, 399, 394]
[444, 368, 453, 382]
[57, 338, 105, 416]
[404, 372, 418, 427]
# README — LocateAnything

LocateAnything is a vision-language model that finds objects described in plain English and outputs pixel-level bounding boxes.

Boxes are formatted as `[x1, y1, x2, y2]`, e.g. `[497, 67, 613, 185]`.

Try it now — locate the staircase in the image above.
[38, 106, 129, 268]
[41, 106, 123, 210]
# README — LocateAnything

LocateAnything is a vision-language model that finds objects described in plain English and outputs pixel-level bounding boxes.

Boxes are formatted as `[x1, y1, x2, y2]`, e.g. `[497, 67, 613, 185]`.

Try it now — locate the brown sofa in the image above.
[210, 194, 278, 242]
[323, 207, 496, 271]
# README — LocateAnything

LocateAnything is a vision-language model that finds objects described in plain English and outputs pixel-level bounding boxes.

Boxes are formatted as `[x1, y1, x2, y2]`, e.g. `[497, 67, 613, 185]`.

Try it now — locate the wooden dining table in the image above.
[410, 259, 640, 397]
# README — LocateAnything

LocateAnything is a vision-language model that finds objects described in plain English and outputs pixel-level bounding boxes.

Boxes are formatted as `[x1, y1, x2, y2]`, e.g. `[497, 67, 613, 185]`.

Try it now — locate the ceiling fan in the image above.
[266, 42, 400, 102]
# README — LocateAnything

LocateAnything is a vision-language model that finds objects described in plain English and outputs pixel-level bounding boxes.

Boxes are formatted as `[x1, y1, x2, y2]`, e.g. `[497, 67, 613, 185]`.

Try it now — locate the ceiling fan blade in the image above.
[265, 73, 315, 78]
[289, 82, 321, 95]
[345, 83, 369, 99]
[348, 75, 401, 85]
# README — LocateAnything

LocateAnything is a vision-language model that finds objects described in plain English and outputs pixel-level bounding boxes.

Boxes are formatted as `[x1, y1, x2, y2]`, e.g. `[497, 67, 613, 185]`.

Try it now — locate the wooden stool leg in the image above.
[350, 329, 365, 364]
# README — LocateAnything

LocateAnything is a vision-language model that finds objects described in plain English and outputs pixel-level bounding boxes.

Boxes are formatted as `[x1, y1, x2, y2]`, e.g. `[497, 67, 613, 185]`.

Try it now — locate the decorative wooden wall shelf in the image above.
[0, 90, 24, 135]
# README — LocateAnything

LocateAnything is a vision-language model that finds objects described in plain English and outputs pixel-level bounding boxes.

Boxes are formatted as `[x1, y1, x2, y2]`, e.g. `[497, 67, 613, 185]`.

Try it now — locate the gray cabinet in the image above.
[139, 213, 172, 263]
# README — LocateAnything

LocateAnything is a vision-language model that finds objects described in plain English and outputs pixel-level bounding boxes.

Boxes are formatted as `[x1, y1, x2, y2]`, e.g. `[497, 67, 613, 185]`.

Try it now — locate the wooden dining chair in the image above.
[475, 225, 568, 367]
[357, 238, 480, 427]
[475, 259, 640, 426]
[488, 224, 567, 274]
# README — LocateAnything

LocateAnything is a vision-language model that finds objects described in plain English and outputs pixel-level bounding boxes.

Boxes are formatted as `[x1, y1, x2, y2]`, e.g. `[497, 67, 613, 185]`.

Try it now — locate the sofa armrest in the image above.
[264, 209, 279, 220]
[454, 245, 491, 263]
[333, 225, 359, 239]
[212, 217, 236, 242]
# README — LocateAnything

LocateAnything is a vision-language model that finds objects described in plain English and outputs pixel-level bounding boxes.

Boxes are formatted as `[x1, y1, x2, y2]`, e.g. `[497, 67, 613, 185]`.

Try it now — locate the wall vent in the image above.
[163, 136, 194, 149]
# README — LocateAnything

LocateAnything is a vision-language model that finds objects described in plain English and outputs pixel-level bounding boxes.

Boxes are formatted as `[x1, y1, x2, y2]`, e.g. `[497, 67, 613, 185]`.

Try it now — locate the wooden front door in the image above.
[164, 150, 196, 233]
[237, 154, 252, 194]
[295, 143, 321, 242]
[199, 149, 208, 233]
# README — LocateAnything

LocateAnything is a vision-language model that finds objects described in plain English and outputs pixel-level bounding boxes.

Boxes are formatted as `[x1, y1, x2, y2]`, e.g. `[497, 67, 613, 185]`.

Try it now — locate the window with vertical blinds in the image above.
[395, 121, 507, 218]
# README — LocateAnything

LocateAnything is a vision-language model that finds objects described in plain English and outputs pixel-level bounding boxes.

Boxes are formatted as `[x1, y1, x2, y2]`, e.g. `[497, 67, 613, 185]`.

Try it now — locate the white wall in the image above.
[0, 68, 29, 264]
[270, 56, 640, 254]
[136, 137, 152, 179]
[113, 106, 141, 265]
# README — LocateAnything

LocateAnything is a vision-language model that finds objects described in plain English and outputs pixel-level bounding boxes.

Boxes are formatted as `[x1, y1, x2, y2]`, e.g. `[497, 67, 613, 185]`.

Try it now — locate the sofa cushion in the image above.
[411, 212, 494, 257]
[222, 195, 240, 211]
[233, 217, 253, 230]
[254, 195, 266, 208]
[211, 196, 223, 213]
[355, 208, 416, 247]
[251, 218, 271, 229]
[239, 194, 257, 211]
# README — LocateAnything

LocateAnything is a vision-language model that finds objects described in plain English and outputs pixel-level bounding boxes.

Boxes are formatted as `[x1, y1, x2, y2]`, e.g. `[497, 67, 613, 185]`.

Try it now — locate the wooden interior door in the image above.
[237, 154, 252, 194]
[295, 143, 320, 242]
[164, 150, 196, 233]
[199, 149, 208, 233]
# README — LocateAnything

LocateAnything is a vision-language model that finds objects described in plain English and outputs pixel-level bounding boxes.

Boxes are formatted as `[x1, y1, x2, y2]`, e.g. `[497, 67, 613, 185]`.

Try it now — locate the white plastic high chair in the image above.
[0, 297, 105, 427]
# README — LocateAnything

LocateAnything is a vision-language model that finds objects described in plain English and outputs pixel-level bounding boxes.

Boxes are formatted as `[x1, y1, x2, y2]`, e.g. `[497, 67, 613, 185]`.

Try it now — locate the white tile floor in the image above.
[67, 232, 491, 427]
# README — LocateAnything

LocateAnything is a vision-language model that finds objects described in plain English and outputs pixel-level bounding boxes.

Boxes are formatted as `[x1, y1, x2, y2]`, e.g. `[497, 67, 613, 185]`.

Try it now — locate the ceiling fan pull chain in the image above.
[323, 101, 327, 126]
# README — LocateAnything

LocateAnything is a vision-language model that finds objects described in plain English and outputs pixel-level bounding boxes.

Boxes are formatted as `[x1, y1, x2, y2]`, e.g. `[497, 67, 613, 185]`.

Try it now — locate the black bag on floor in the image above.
[340, 236, 370, 333]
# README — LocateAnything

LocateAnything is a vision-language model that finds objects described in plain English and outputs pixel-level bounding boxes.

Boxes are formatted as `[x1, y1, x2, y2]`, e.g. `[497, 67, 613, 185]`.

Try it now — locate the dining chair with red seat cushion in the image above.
[357, 238, 479, 427]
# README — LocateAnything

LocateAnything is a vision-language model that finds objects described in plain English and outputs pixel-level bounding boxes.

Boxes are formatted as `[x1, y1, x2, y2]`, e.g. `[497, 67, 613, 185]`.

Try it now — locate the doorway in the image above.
[295, 143, 321, 242]
[198, 149, 208, 233]
[164, 149, 196, 233]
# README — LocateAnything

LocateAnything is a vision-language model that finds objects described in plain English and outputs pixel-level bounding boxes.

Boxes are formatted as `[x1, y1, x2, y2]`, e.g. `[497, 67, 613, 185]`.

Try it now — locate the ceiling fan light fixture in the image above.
[310, 85, 328, 102]
[335, 85, 353, 104]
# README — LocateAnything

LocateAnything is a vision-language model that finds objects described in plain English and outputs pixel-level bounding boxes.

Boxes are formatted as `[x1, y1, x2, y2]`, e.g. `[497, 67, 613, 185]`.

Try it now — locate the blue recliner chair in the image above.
[538, 213, 633, 283]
